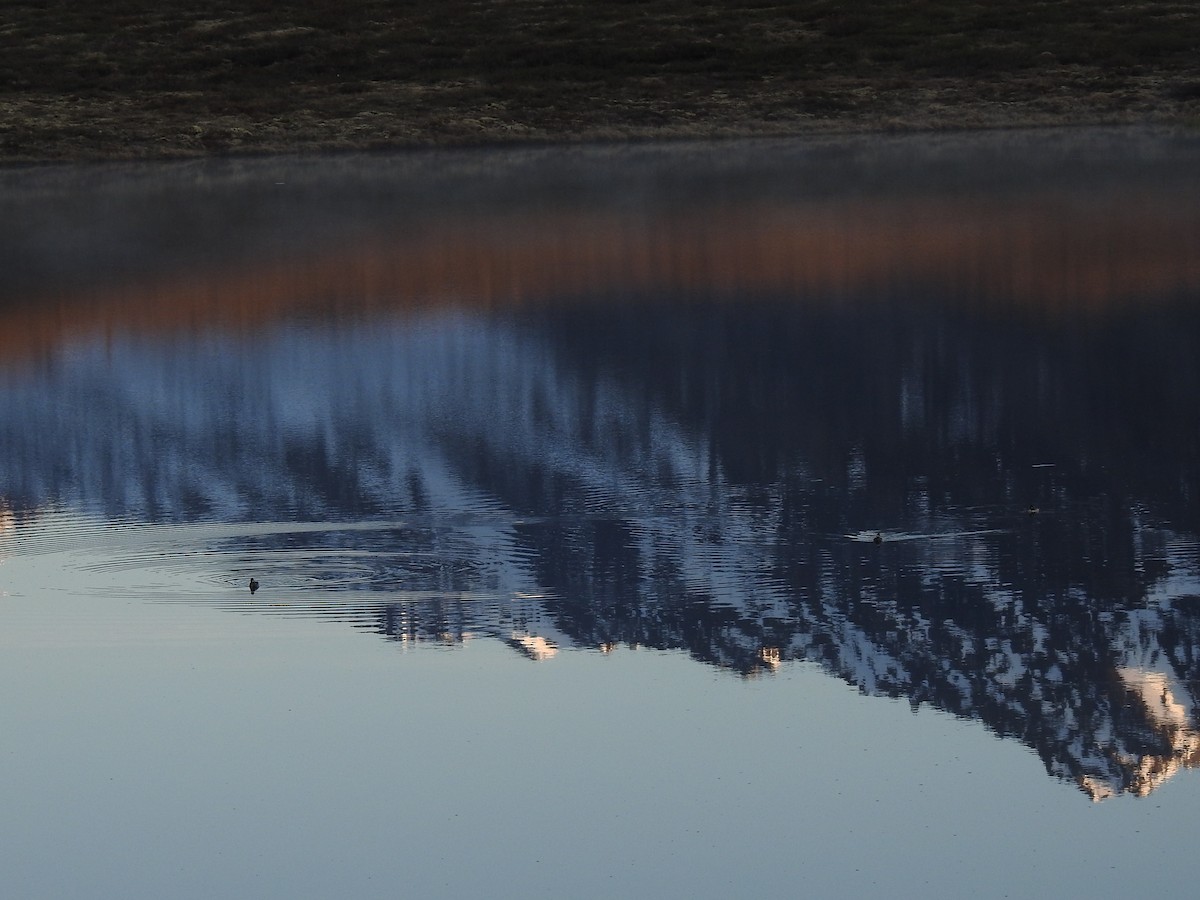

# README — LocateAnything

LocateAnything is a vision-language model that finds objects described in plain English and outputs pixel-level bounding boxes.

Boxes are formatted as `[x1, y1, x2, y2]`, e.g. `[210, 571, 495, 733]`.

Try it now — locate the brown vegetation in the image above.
[2, 1, 1200, 162]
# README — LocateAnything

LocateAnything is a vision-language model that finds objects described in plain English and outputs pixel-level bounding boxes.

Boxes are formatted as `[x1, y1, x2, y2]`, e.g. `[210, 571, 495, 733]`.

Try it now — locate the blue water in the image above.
[3, 129, 1200, 898]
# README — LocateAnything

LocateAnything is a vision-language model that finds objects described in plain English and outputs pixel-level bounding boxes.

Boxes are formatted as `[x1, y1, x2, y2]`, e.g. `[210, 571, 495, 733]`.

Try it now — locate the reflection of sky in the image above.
[4, 597, 1200, 899]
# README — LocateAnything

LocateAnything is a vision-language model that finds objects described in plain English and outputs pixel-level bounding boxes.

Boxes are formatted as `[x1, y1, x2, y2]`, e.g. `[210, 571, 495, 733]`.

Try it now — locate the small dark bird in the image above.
[249, 578, 259, 594]
[1027, 505, 1040, 516]
[873, 533, 883, 544]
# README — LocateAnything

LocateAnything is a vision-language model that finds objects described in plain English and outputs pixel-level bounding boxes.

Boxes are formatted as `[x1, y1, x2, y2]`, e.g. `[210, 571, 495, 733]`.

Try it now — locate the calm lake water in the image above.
[3, 129, 1200, 898]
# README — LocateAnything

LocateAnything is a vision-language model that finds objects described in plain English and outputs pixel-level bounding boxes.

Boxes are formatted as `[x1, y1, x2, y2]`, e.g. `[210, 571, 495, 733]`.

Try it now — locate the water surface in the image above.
[3, 129, 1200, 897]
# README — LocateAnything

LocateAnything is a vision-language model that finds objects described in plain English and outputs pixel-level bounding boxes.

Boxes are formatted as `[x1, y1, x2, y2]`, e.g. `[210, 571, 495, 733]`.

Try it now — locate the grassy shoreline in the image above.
[4, 0, 1199, 163]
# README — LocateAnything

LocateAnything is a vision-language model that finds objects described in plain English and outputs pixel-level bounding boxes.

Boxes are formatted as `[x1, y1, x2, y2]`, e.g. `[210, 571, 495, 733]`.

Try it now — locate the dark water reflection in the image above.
[2, 130, 1200, 800]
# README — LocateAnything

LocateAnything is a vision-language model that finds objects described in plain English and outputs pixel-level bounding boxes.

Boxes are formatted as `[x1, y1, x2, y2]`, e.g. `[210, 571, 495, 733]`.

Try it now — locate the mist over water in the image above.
[3, 130, 1200, 897]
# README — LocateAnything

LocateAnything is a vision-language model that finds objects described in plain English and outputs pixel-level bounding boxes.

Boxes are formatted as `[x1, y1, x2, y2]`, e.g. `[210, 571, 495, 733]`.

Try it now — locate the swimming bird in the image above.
[249, 578, 259, 594]
[1027, 505, 1040, 516]
[873, 533, 883, 544]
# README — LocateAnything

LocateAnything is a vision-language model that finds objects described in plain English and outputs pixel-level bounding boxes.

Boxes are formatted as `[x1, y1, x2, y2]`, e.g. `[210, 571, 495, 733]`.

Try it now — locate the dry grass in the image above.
[2, 0, 1199, 161]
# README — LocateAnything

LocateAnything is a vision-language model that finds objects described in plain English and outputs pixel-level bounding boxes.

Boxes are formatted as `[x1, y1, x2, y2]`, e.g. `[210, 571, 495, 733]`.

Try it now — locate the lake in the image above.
[2, 128, 1200, 898]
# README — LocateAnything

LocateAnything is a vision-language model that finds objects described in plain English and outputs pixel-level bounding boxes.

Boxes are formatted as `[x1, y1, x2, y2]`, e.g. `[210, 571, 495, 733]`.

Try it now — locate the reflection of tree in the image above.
[2, 297, 1199, 798]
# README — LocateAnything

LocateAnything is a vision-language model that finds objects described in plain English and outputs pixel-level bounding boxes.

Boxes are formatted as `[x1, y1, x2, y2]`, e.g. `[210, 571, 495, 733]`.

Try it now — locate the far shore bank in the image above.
[4, 1, 1198, 166]
[3, 105, 1197, 168]
[4, 112, 1195, 170]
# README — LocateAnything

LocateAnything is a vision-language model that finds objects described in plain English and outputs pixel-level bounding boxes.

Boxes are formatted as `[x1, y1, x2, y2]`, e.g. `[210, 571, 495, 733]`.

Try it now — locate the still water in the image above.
[2, 129, 1200, 897]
